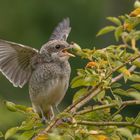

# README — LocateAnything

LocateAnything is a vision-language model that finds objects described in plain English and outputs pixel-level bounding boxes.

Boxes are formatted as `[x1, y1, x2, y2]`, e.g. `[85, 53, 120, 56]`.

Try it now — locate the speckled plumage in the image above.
[29, 60, 71, 119]
[0, 18, 72, 121]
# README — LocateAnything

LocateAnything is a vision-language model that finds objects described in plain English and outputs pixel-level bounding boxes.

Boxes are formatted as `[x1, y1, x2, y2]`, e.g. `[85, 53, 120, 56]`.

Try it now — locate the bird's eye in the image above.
[55, 45, 61, 49]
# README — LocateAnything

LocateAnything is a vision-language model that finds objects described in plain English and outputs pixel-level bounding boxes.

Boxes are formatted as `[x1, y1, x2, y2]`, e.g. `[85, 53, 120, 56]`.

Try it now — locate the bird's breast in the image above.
[29, 62, 70, 107]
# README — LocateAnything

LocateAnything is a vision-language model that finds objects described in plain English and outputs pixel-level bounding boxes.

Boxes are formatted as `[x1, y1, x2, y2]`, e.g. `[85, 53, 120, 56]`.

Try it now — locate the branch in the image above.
[76, 120, 140, 128]
[75, 100, 140, 115]
[66, 54, 140, 113]
[111, 65, 136, 83]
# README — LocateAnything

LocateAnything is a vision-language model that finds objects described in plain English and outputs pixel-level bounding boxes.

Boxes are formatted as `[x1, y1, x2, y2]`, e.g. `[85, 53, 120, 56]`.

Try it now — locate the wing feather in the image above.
[0, 39, 38, 88]
[49, 18, 71, 41]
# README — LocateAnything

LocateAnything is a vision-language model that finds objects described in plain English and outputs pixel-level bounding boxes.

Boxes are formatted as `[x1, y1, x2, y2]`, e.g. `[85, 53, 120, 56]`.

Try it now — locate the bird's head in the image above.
[40, 40, 74, 62]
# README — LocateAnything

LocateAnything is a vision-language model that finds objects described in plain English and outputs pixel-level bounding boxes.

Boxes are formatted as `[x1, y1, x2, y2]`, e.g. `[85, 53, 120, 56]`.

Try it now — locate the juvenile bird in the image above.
[0, 18, 73, 122]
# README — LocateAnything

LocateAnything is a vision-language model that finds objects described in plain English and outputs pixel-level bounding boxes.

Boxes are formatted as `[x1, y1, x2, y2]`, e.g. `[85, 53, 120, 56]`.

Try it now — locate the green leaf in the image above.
[114, 88, 140, 99]
[0, 131, 3, 138]
[95, 90, 105, 102]
[15, 104, 27, 112]
[113, 94, 123, 108]
[107, 17, 121, 25]
[132, 60, 140, 68]
[113, 88, 126, 96]
[116, 128, 133, 140]
[111, 134, 122, 140]
[125, 117, 135, 122]
[114, 26, 123, 41]
[111, 83, 122, 88]
[127, 89, 140, 100]
[71, 76, 84, 88]
[131, 84, 140, 90]
[128, 74, 140, 82]
[19, 121, 34, 131]
[5, 127, 19, 140]
[113, 114, 122, 121]
[73, 88, 88, 103]
[5, 101, 17, 112]
[18, 130, 35, 140]
[97, 26, 116, 36]
[71, 74, 98, 88]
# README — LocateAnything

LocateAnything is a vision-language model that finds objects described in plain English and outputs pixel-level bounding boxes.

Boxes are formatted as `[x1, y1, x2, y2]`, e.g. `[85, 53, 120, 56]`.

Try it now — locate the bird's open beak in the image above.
[62, 48, 75, 57]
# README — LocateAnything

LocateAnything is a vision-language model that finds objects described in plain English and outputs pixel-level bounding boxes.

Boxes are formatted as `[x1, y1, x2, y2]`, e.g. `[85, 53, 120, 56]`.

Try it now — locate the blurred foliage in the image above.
[1, 1, 140, 139]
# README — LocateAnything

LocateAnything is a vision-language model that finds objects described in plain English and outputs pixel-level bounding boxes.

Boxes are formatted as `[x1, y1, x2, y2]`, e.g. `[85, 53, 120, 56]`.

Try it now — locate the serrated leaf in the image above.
[111, 83, 122, 88]
[113, 88, 126, 96]
[125, 117, 135, 122]
[18, 130, 35, 140]
[114, 26, 123, 41]
[5, 127, 19, 139]
[116, 128, 133, 140]
[128, 74, 140, 82]
[127, 88, 140, 100]
[131, 84, 140, 90]
[107, 17, 121, 25]
[73, 88, 88, 103]
[97, 26, 116, 36]
[132, 60, 140, 68]
[113, 114, 122, 121]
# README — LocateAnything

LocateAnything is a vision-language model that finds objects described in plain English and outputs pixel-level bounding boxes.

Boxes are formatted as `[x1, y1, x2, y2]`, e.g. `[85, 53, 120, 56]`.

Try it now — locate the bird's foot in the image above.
[61, 117, 72, 123]
[41, 116, 47, 124]
[55, 105, 60, 114]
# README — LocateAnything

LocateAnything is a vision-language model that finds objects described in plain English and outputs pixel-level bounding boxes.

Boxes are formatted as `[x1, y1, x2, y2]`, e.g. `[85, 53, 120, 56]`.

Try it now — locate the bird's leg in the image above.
[54, 105, 60, 114]
[48, 106, 55, 120]
[39, 106, 47, 124]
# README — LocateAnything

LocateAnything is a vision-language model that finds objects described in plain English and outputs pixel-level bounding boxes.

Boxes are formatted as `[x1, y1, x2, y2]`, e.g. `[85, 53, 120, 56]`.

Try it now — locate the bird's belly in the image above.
[30, 77, 68, 108]
[42, 78, 67, 105]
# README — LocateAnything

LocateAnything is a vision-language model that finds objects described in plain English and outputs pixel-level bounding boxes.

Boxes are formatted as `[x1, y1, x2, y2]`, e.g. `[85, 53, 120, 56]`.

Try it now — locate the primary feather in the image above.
[0, 40, 38, 87]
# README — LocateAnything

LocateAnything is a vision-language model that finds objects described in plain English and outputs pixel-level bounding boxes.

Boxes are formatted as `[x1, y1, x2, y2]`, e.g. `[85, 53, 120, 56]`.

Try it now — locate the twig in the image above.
[134, 112, 140, 123]
[75, 100, 140, 115]
[76, 120, 140, 128]
[32, 117, 60, 140]
[111, 65, 136, 83]
[65, 85, 103, 113]
[111, 105, 126, 118]
[66, 54, 140, 113]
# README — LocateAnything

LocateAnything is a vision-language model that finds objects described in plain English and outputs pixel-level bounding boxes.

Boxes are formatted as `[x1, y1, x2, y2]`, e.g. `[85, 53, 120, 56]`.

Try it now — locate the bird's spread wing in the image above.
[0, 39, 38, 88]
[49, 18, 71, 41]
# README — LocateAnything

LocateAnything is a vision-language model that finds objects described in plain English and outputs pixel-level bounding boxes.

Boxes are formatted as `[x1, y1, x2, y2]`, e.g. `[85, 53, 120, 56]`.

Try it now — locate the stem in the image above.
[65, 85, 103, 113]
[76, 100, 140, 115]
[66, 54, 140, 113]
[76, 120, 140, 128]
[111, 65, 136, 84]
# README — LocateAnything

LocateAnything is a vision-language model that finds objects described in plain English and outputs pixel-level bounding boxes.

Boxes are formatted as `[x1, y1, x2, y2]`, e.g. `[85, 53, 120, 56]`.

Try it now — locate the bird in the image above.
[0, 18, 74, 122]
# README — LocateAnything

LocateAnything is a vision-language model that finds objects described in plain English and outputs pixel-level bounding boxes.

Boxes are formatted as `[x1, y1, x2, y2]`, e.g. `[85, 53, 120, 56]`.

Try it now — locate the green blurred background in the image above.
[0, 0, 136, 133]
